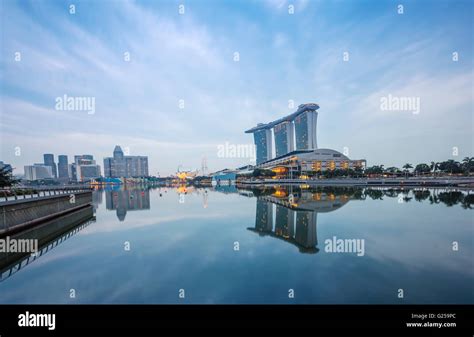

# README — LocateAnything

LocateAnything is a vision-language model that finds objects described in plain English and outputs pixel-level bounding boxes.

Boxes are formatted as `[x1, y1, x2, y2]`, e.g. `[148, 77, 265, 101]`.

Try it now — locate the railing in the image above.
[0, 217, 95, 282]
[0, 186, 93, 203]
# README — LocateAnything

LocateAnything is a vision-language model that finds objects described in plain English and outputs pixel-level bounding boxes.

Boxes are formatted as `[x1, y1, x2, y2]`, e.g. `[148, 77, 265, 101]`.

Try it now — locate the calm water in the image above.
[0, 185, 472, 304]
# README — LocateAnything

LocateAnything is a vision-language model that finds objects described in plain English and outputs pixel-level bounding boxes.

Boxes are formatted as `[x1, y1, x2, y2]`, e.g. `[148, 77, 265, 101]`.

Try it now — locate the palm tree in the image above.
[430, 161, 437, 176]
[446, 159, 461, 174]
[402, 163, 413, 178]
[462, 157, 474, 174]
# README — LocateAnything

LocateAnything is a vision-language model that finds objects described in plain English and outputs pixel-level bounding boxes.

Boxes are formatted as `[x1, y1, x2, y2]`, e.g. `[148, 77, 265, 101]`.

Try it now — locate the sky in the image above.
[0, 0, 473, 176]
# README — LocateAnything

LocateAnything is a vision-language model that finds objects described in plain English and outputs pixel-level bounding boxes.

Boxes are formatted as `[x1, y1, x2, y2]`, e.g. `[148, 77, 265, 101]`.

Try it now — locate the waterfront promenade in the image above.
[238, 176, 474, 188]
[0, 187, 93, 236]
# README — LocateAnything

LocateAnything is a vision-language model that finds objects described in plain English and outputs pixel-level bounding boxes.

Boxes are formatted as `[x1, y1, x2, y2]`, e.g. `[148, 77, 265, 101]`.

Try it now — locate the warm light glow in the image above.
[328, 161, 336, 171]
[312, 161, 322, 171]
[273, 189, 287, 197]
[313, 193, 321, 201]
[272, 167, 288, 174]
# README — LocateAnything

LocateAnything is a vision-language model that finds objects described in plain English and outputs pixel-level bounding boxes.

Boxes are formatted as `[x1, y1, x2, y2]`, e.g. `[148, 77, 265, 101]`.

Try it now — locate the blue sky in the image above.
[1, 0, 473, 175]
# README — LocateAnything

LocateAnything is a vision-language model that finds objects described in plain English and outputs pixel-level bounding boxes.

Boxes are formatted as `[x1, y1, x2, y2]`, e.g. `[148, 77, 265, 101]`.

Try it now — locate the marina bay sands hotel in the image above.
[245, 103, 366, 174]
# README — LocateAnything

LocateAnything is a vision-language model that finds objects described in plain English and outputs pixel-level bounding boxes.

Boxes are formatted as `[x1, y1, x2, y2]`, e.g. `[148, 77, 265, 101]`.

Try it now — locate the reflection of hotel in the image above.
[105, 189, 150, 221]
[245, 103, 366, 175]
[249, 188, 351, 253]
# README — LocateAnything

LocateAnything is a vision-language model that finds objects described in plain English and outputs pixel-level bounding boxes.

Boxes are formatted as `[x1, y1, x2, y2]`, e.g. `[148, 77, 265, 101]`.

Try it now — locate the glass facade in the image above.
[43, 153, 57, 178]
[253, 130, 269, 164]
[104, 146, 149, 178]
[294, 113, 309, 150]
[57, 155, 69, 179]
[274, 122, 289, 157]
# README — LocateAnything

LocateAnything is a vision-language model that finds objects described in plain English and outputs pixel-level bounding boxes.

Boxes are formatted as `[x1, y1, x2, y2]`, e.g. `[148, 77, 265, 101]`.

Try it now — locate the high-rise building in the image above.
[294, 109, 318, 150]
[24, 164, 53, 180]
[68, 164, 76, 180]
[252, 128, 273, 165]
[74, 155, 101, 181]
[57, 155, 70, 180]
[273, 121, 295, 157]
[43, 154, 57, 178]
[104, 145, 149, 178]
[245, 103, 319, 165]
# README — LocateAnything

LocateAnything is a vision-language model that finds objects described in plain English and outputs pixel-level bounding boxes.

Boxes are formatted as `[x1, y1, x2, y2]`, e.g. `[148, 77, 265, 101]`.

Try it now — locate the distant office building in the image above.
[0, 161, 12, 173]
[24, 164, 53, 180]
[43, 154, 57, 178]
[74, 155, 101, 182]
[78, 165, 101, 181]
[57, 155, 70, 181]
[68, 164, 76, 180]
[104, 145, 149, 178]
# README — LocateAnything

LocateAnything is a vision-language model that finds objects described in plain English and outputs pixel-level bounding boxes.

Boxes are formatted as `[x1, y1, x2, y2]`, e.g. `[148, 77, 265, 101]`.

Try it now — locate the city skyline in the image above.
[1, 0, 473, 176]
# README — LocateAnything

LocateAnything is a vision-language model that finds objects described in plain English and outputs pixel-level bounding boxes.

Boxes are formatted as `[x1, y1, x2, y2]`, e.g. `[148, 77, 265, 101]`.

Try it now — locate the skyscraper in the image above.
[57, 155, 69, 180]
[245, 103, 319, 164]
[294, 109, 318, 150]
[252, 129, 273, 165]
[104, 145, 149, 178]
[74, 155, 101, 181]
[273, 121, 295, 157]
[43, 154, 57, 178]
[24, 164, 53, 180]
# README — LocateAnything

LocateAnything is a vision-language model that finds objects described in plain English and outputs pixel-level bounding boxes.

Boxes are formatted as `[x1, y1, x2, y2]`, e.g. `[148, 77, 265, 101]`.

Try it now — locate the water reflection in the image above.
[0, 206, 95, 283]
[0, 185, 472, 304]
[247, 186, 354, 253]
[105, 187, 150, 221]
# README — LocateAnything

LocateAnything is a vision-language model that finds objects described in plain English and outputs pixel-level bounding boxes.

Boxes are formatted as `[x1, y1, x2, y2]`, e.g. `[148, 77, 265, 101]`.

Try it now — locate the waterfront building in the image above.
[294, 108, 318, 150]
[274, 121, 295, 157]
[74, 155, 101, 182]
[253, 128, 274, 164]
[57, 155, 70, 181]
[254, 148, 366, 177]
[211, 169, 237, 186]
[245, 103, 366, 177]
[103, 146, 149, 178]
[43, 154, 57, 178]
[245, 103, 319, 163]
[24, 164, 53, 180]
